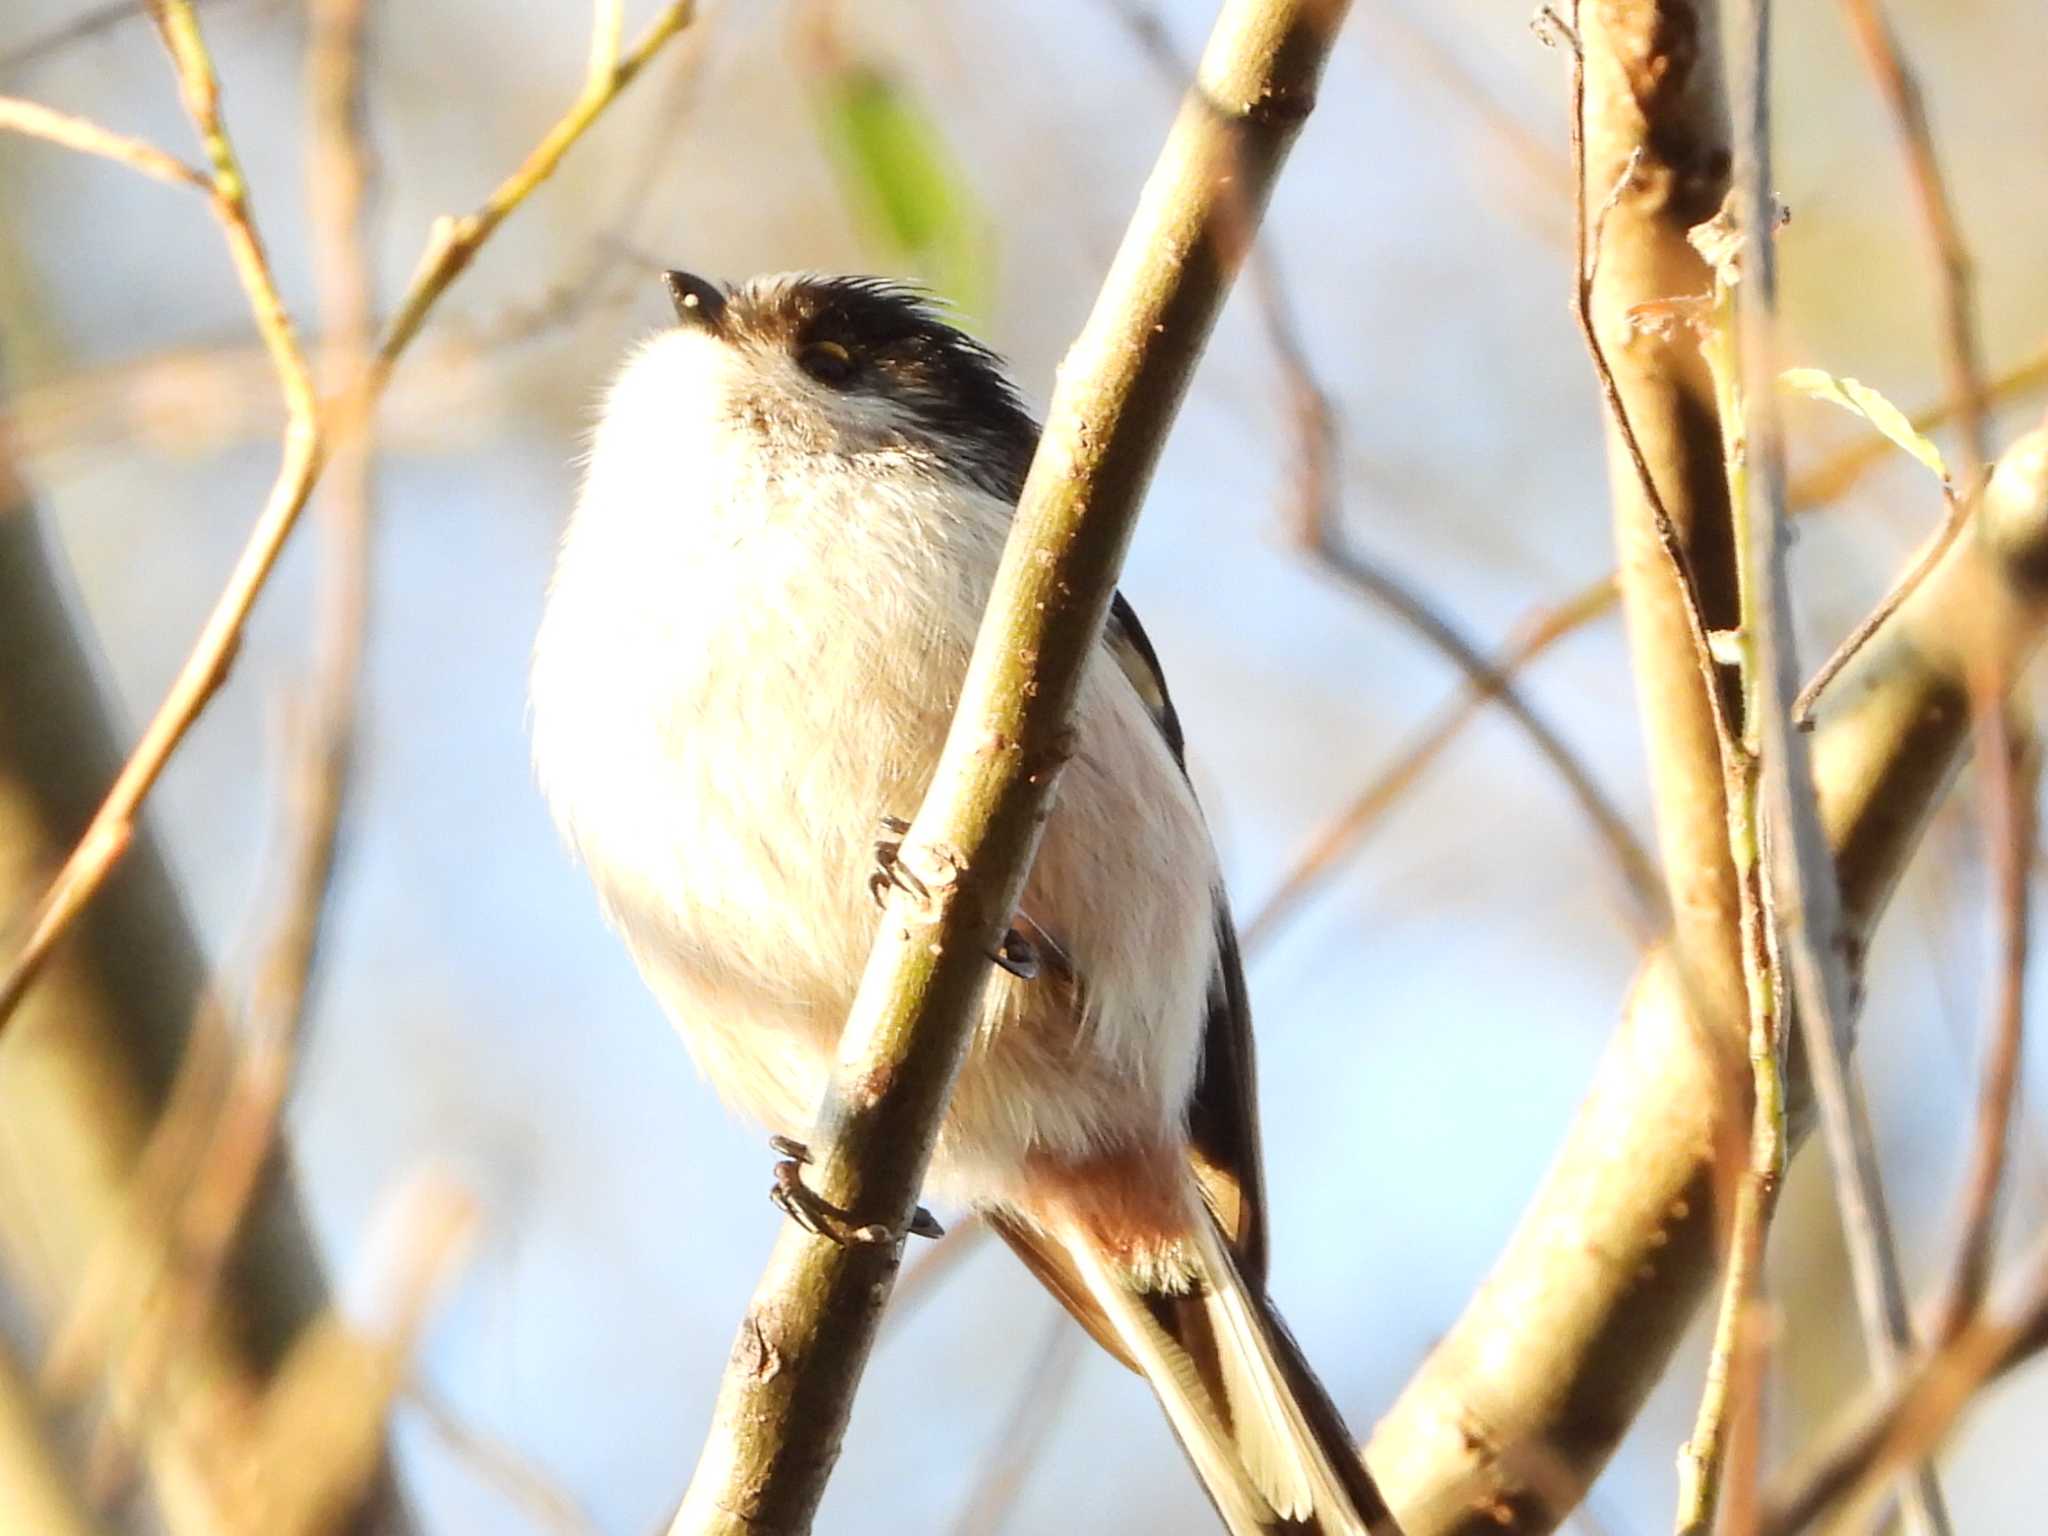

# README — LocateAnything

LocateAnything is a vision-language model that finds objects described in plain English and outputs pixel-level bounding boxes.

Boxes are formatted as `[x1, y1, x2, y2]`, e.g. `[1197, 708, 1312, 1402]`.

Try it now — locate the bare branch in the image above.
[1240, 583, 1612, 949]
[1932, 711, 2036, 1339]
[1368, 418, 2048, 1535]
[1835, 0, 1990, 485]
[0, 1341, 107, 1536]
[1759, 1221, 2048, 1536]
[1721, 7, 1947, 1530]
[668, 5, 1379, 1531]
[0, 94, 207, 188]
[1561, 0, 1750, 1080]
[0, 0, 699, 1035]
[1110, 0, 1659, 934]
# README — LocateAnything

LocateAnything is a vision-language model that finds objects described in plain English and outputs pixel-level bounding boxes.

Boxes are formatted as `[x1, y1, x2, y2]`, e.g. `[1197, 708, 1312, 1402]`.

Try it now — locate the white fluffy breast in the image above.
[531, 325, 1222, 1195]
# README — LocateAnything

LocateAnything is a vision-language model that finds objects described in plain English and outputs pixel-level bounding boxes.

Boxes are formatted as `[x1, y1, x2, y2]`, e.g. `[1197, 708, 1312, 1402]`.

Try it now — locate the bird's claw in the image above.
[766, 1136, 945, 1245]
[873, 817, 1043, 987]
[869, 814, 929, 907]
[992, 928, 1040, 980]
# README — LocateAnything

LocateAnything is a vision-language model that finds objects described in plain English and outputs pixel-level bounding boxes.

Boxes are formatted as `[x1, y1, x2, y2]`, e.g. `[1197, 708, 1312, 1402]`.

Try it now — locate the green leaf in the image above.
[1779, 366, 1948, 484]
[816, 66, 994, 324]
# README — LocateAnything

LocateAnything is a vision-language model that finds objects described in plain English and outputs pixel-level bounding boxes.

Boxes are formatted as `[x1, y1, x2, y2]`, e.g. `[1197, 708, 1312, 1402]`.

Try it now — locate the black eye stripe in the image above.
[729, 275, 1041, 500]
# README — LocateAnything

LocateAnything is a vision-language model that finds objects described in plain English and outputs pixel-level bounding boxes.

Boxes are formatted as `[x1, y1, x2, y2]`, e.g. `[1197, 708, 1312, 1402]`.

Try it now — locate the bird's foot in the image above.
[868, 814, 927, 906]
[767, 1135, 945, 1243]
[992, 928, 1040, 979]
[871, 816, 1045, 984]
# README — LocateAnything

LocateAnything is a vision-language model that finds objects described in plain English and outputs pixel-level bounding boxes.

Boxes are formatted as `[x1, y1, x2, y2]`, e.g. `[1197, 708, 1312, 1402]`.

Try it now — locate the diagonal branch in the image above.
[1759, 1216, 2048, 1536]
[0, 0, 699, 1035]
[668, 4, 1375, 1531]
[0, 94, 207, 187]
[1366, 419, 2048, 1536]
[1835, 0, 1989, 487]
[1932, 707, 2035, 1340]
[1109, 0, 1659, 933]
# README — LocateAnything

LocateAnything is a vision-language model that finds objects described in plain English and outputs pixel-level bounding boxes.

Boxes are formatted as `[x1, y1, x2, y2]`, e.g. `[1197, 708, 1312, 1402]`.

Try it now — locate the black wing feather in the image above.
[1100, 592, 1270, 1285]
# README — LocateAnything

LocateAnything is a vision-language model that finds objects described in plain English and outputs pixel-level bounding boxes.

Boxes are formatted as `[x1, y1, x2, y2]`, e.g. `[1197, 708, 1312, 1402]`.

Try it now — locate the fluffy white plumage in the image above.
[529, 279, 1220, 1211]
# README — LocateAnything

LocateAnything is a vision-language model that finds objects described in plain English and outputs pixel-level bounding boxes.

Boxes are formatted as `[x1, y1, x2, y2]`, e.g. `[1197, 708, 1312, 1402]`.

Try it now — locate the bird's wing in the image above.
[1103, 591, 1271, 1284]
[990, 592, 1272, 1377]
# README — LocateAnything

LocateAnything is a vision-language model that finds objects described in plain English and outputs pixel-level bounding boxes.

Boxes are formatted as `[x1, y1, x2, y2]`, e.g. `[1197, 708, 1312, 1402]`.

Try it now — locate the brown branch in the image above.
[0, 94, 208, 188]
[1112, 0, 1659, 935]
[1297, 526, 1662, 933]
[1366, 418, 2048, 1535]
[1758, 1221, 2048, 1536]
[1554, 0, 1751, 1144]
[1788, 480, 1965, 728]
[1234, 330, 2048, 946]
[668, 5, 1374, 1531]
[0, 0, 699, 1035]
[1240, 583, 1611, 948]
[1932, 710, 2036, 1341]
[0, 1340, 108, 1536]
[50, 0, 388, 1501]
[0, 423, 395, 1536]
[1721, 8, 1948, 1530]
[1835, 0, 1989, 487]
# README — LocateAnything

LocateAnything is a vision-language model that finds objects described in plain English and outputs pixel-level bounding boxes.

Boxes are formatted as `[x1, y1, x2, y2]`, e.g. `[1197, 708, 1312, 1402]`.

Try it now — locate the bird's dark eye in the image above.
[798, 339, 859, 387]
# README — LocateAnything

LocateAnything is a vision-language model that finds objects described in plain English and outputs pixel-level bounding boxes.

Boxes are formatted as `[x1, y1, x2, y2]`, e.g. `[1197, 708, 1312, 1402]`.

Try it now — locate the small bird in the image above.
[531, 270, 1392, 1535]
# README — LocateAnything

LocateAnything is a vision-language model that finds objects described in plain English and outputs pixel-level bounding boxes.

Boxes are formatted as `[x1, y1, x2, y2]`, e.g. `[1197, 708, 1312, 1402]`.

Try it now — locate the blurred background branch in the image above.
[3, 1, 2046, 1533]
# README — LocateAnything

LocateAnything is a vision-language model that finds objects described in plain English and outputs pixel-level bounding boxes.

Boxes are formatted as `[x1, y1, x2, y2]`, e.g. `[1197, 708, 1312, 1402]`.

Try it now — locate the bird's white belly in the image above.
[532, 477, 1219, 1203]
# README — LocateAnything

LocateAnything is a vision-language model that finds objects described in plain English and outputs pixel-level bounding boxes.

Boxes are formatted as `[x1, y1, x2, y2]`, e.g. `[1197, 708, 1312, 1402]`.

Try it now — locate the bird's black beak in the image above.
[663, 270, 728, 332]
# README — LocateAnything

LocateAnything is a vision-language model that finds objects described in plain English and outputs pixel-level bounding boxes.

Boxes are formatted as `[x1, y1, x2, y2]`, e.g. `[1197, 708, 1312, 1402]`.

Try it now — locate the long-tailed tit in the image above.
[531, 271, 1389, 1535]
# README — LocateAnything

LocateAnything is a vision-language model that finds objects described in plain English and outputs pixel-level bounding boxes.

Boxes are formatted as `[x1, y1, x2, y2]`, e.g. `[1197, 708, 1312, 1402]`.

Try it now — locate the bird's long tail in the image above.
[997, 1206, 1397, 1535]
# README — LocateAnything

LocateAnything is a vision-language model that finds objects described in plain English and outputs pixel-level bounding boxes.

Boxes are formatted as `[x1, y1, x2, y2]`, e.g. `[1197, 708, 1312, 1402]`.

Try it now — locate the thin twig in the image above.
[1116, 0, 1660, 936]
[0, 0, 221, 78]
[1835, 0, 1989, 487]
[1786, 0, 1993, 729]
[1932, 702, 2036, 1340]
[1788, 482, 1965, 727]
[1562, 8, 1728, 730]
[0, 0, 325, 1034]
[1364, 415, 2048, 1536]
[0, 0, 700, 1035]
[1564, 12, 1766, 1515]
[1758, 1224, 2048, 1536]
[0, 94, 208, 187]
[669, 6, 1385, 1532]
[1721, 7, 1950, 1533]
[91, 0, 388, 1478]
[1674, 196, 1791, 1536]
[1235, 329, 2048, 943]
[366, 1, 695, 381]
[1301, 531, 1663, 934]
[1373, 3, 1571, 246]
[1240, 582, 1611, 950]
[409, 1383, 601, 1536]
[945, 1309, 1087, 1535]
